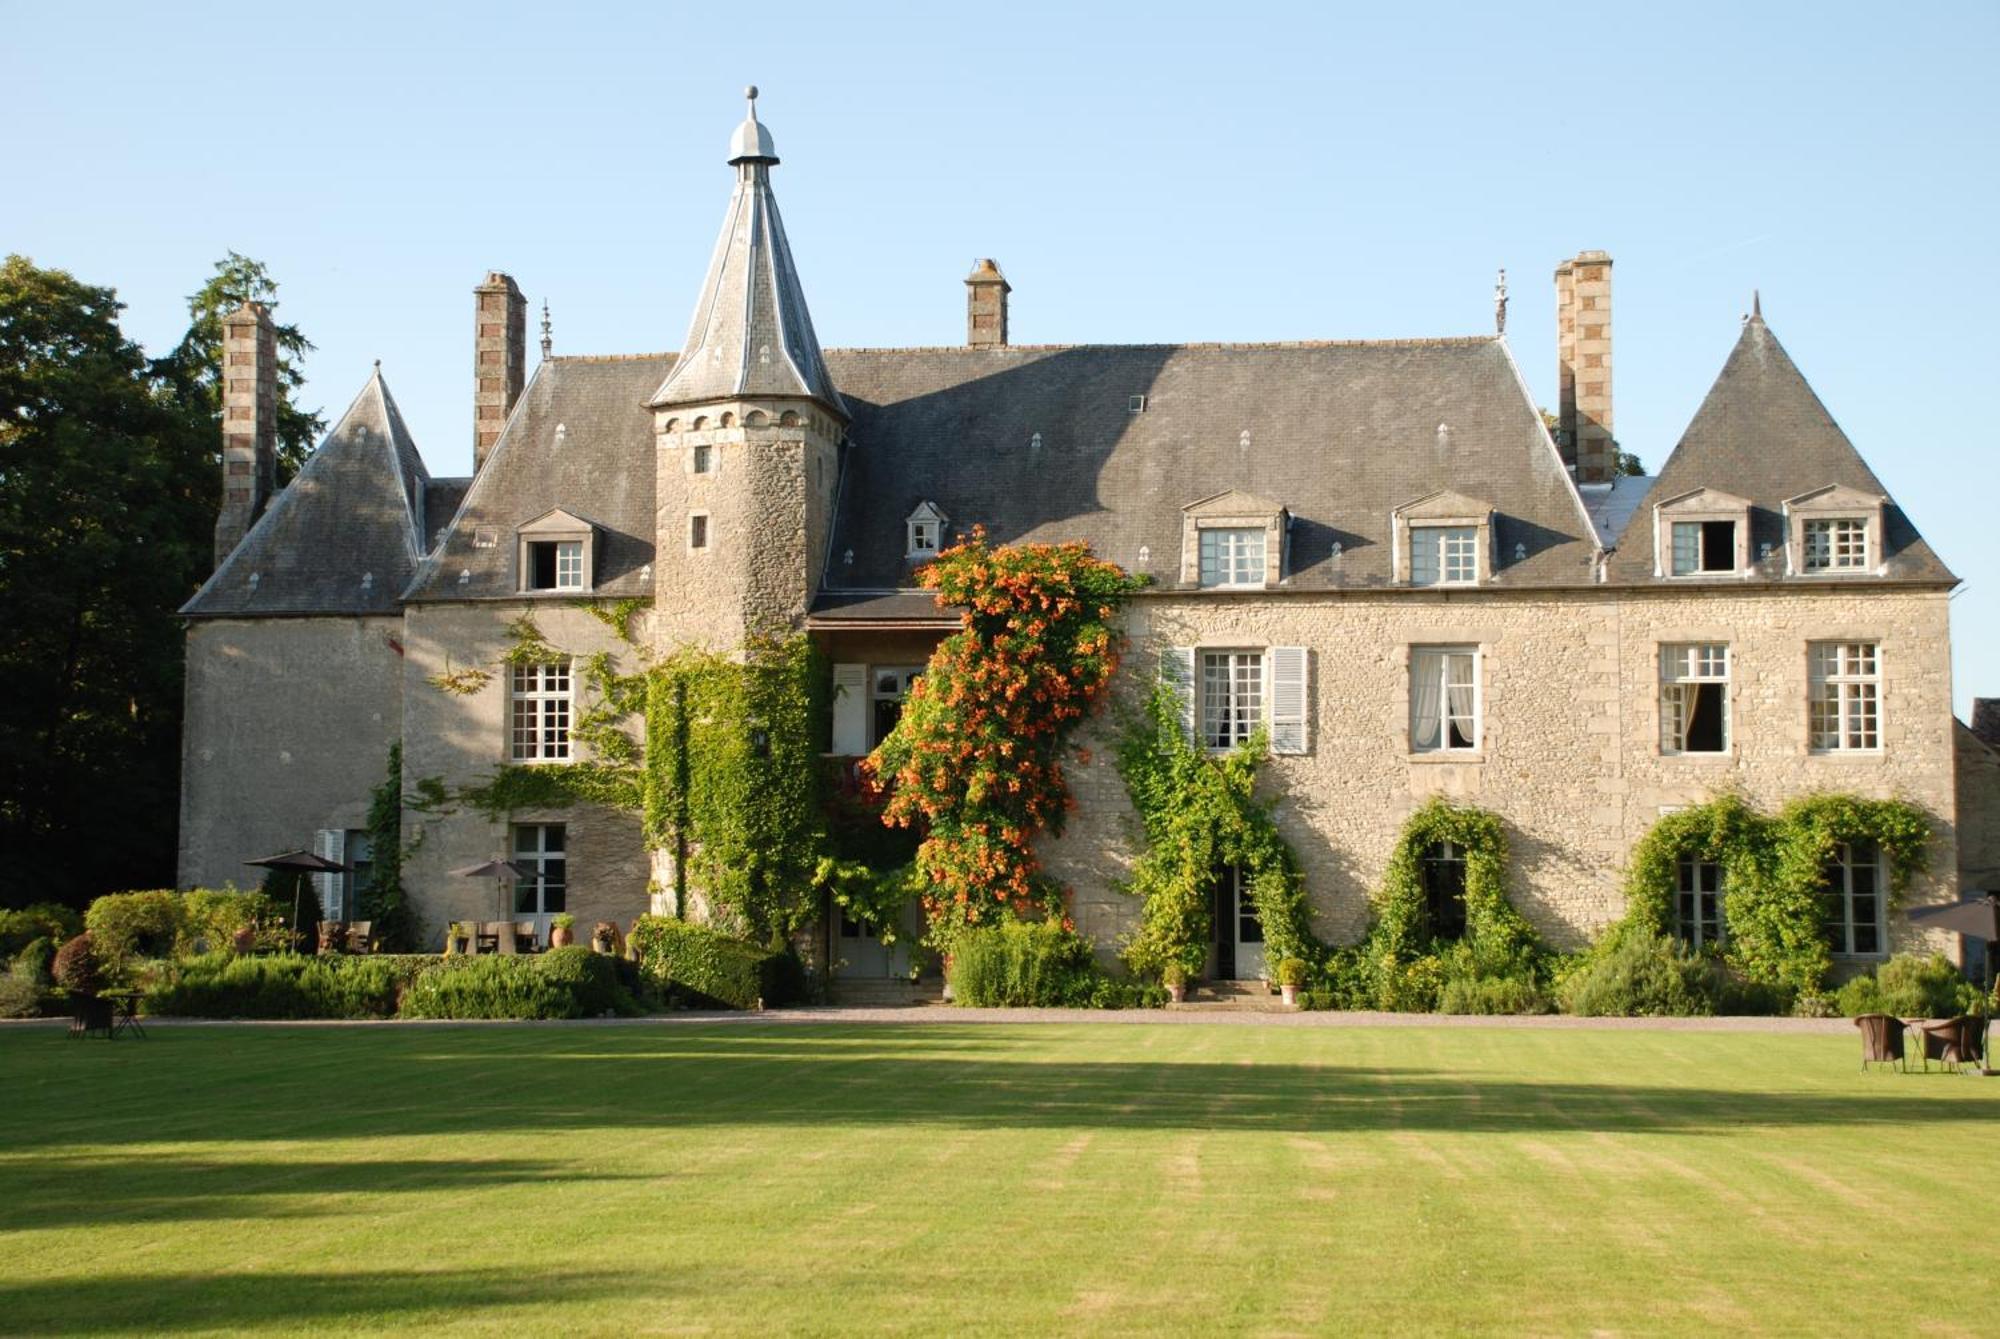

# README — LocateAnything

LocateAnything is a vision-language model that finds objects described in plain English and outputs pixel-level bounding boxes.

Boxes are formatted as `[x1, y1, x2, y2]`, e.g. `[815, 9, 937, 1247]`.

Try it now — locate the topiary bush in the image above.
[947, 919, 1102, 1007]
[1835, 952, 1980, 1019]
[0, 903, 82, 958]
[398, 949, 639, 1021]
[84, 891, 183, 962]
[52, 933, 106, 995]
[628, 915, 799, 1010]
[1559, 931, 1730, 1018]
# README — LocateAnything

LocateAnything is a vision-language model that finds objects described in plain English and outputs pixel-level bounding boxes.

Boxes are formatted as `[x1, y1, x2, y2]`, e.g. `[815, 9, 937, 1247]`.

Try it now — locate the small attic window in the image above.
[1129, 395, 1147, 414]
[1671, 520, 1737, 575]
[527, 540, 584, 591]
[907, 501, 947, 559]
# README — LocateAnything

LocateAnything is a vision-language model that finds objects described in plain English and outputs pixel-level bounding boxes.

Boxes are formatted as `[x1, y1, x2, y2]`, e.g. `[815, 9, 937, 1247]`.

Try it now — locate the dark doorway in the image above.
[1422, 842, 1468, 940]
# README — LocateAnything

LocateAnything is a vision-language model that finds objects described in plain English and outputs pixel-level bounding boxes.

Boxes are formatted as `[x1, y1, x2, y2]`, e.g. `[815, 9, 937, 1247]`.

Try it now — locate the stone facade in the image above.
[213, 302, 277, 567]
[1957, 721, 2000, 896]
[472, 273, 526, 473]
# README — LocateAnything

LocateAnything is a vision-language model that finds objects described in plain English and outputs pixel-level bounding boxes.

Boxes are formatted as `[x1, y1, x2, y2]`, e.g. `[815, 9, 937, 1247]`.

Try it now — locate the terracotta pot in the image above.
[1281, 983, 1300, 1007]
[549, 925, 574, 948]
[1166, 981, 1187, 1003]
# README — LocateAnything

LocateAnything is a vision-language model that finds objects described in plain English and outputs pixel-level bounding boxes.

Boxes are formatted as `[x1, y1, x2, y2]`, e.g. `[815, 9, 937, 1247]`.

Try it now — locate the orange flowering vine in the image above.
[862, 529, 1141, 944]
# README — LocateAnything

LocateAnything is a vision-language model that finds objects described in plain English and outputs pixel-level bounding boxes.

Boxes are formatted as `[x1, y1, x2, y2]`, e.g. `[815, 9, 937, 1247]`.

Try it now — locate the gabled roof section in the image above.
[406, 355, 669, 602]
[1655, 486, 1753, 513]
[649, 96, 845, 418]
[184, 368, 430, 618]
[1785, 482, 1885, 510]
[518, 507, 598, 535]
[1184, 489, 1286, 517]
[1607, 315, 1953, 584]
[1396, 488, 1494, 521]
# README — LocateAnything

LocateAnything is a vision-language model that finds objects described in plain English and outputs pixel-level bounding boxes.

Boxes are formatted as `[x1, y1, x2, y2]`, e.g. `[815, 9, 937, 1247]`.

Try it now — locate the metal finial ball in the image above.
[745, 85, 758, 102]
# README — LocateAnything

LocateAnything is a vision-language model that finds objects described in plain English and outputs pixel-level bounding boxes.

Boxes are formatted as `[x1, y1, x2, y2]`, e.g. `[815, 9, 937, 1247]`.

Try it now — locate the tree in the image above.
[1538, 408, 1645, 477]
[153, 251, 324, 483]
[0, 256, 215, 908]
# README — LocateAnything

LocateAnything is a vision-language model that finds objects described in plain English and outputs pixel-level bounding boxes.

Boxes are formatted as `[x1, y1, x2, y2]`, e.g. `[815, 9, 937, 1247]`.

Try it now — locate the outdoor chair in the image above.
[1854, 1014, 1906, 1071]
[1956, 1015, 1988, 1070]
[1914, 1017, 1972, 1072]
[344, 921, 376, 955]
[475, 922, 504, 955]
[316, 921, 347, 954]
[512, 921, 539, 954]
[67, 993, 113, 1041]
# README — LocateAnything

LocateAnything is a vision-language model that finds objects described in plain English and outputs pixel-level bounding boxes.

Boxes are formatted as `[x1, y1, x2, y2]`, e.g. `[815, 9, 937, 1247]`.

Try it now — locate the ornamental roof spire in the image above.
[652, 87, 844, 416]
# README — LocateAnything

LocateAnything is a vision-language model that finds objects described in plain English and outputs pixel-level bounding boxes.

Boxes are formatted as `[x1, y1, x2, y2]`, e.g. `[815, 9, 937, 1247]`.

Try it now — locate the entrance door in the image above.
[511, 823, 567, 944]
[831, 902, 919, 979]
[1211, 865, 1265, 981]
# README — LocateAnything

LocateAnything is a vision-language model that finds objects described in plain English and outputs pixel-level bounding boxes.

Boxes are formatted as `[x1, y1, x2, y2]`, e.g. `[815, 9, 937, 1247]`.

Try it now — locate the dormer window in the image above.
[1181, 490, 1287, 589]
[516, 509, 596, 594]
[1393, 490, 1494, 586]
[906, 501, 947, 559]
[1803, 518, 1867, 571]
[1410, 526, 1477, 586]
[1199, 528, 1265, 587]
[1670, 520, 1737, 575]
[1652, 488, 1752, 580]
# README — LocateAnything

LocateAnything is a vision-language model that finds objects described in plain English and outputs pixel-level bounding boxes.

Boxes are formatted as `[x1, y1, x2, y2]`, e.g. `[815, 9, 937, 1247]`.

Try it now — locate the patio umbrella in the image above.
[244, 850, 349, 950]
[1906, 893, 2000, 943]
[450, 859, 534, 923]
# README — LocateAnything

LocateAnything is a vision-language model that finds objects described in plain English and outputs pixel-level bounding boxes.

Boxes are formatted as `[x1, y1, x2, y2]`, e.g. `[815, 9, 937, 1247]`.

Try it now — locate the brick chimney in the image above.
[965, 258, 1010, 347]
[1555, 250, 1614, 484]
[473, 272, 526, 471]
[1974, 698, 2000, 750]
[213, 301, 277, 567]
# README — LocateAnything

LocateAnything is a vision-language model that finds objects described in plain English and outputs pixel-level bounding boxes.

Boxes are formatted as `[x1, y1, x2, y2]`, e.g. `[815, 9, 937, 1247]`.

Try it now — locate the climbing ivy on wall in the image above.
[864, 530, 1141, 948]
[1362, 797, 1545, 991]
[1612, 791, 1933, 995]
[1116, 684, 1316, 978]
[356, 744, 417, 950]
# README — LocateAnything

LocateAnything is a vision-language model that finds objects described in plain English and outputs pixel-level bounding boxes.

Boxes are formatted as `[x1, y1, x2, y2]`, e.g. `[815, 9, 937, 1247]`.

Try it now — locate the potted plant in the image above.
[1276, 957, 1309, 1008]
[591, 921, 618, 954]
[1163, 962, 1189, 1004]
[549, 913, 576, 948]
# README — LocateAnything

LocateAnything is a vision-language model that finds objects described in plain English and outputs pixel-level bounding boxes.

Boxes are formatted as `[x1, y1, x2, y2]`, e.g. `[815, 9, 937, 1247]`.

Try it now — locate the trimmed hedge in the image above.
[148, 948, 639, 1021]
[83, 889, 282, 962]
[628, 915, 801, 1010]
[0, 904, 82, 958]
[944, 920, 1163, 1008]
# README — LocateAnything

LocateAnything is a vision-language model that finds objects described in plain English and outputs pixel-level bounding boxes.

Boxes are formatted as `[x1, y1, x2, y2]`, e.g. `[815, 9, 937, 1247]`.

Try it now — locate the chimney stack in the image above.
[473, 272, 526, 471]
[965, 259, 1010, 347]
[1555, 250, 1615, 484]
[213, 301, 277, 567]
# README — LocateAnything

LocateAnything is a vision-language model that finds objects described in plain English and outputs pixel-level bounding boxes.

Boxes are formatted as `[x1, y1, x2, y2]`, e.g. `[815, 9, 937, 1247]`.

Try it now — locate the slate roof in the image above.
[184, 369, 430, 618]
[822, 339, 1598, 593]
[1604, 315, 1954, 585]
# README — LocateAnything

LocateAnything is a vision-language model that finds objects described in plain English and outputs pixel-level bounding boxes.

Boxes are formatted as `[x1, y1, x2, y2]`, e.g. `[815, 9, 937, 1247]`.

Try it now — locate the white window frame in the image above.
[1199, 649, 1264, 750]
[1198, 528, 1266, 589]
[1821, 840, 1885, 958]
[1669, 519, 1740, 576]
[1803, 517, 1869, 572]
[509, 660, 573, 762]
[868, 666, 924, 750]
[906, 502, 948, 559]
[1808, 641, 1881, 753]
[1410, 525, 1478, 587]
[1675, 858, 1726, 949]
[1409, 646, 1480, 755]
[512, 823, 568, 917]
[1659, 643, 1730, 755]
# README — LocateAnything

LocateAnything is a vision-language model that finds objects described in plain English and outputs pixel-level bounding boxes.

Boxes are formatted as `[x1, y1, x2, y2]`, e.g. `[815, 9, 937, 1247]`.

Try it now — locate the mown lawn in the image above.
[0, 1019, 1993, 1336]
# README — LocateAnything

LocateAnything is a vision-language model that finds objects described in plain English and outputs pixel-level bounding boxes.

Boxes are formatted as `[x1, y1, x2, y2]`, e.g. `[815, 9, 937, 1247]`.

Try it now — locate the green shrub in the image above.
[947, 919, 1101, 1007]
[1559, 931, 1722, 1018]
[1836, 953, 1979, 1019]
[84, 891, 183, 962]
[399, 950, 638, 1020]
[0, 971, 44, 1018]
[1438, 972, 1550, 1015]
[1275, 957, 1309, 988]
[149, 953, 424, 1020]
[0, 903, 82, 957]
[628, 915, 798, 1010]
[177, 889, 282, 956]
[52, 934, 106, 995]
[13, 937, 56, 985]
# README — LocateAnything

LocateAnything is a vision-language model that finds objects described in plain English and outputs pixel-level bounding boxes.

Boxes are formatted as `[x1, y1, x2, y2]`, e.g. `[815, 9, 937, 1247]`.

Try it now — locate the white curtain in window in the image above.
[1444, 654, 1475, 744]
[1411, 654, 1443, 749]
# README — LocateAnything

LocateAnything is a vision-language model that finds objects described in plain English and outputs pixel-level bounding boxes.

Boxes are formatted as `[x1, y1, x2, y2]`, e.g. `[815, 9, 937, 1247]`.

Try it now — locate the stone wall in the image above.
[178, 617, 403, 891]
[1039, 584, 1960, 967]
[1957, 722, 2000, 894]
[398, 600, 649, 948]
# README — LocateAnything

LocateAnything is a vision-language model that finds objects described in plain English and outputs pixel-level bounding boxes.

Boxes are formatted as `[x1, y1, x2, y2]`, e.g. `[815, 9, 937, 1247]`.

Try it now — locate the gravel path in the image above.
[0, 1007, 1855, 1034]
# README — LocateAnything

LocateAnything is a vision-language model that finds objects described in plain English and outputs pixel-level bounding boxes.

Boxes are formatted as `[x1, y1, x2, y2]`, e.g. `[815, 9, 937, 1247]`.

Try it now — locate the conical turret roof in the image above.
[651, 89, 845, 417]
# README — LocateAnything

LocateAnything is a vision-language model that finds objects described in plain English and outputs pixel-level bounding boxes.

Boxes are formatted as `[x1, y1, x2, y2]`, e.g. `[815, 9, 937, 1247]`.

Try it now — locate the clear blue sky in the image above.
[8, 1, 1996, 713]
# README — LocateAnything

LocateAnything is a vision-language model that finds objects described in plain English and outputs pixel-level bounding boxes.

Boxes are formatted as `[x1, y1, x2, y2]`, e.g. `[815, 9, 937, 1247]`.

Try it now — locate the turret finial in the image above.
[1752, 289, 1762, 320]
[1494, 268, 1508, 335]
[540, 299, 552, 360]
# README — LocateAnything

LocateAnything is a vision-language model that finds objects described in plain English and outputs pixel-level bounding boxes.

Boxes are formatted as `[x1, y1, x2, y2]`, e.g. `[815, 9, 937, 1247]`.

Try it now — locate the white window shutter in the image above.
[831, 664, 868, 755]
[1269, 646, 1309, 755]
[312, 829, 346, 922]
[1160, 647, 1197, 743]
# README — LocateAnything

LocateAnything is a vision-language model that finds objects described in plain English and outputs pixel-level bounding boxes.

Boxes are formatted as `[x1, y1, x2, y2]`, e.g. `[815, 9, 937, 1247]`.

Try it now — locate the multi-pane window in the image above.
[1198, 528, 1266, 587]
[1804, 518, 1868, 572]
[1820, 840, 1883, 956]
[908, 519, 939, 554]
[1410, 647, 1478, 753]
[692, 443, 714, 475]
[512, 824, 567, 917]
[1422, 842, 1468, 940]
[1660, 643, 1729, 754]
[526, 539, 585, 591]
[1808, 641, 1880, 751]
[1411, 526, 1477, 586]
[1200, 650, 1263, 749]
[1675, 859, 1725, 948]
[1670, 520, 1737, 575]
[510, 661, 572, 761]
[870, 667, 923, 748]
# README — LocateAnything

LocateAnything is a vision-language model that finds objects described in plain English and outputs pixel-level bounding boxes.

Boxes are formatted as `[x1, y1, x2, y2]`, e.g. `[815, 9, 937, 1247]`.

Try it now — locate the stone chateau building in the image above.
[180, 92, 1997, 981]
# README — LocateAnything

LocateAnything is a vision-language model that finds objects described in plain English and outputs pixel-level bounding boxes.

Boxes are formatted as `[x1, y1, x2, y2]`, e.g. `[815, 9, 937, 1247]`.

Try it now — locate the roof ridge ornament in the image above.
[540, 299, 552, 360]
[1494, 268, 1508, 335]
[728, 84, 778, 165]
